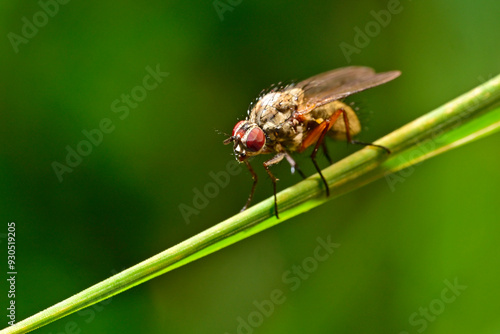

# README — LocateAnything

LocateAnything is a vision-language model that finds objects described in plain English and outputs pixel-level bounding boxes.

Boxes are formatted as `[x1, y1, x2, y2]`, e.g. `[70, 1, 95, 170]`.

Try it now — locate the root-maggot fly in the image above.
[224, 66, 401, 218]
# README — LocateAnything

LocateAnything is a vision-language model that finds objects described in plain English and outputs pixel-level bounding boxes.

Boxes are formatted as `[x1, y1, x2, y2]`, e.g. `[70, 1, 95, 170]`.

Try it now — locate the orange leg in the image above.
[302, 108, 352, 197]
[302, 108, 390, 197]
[300, 108, 350, 152]
[310, 117, 335, 197]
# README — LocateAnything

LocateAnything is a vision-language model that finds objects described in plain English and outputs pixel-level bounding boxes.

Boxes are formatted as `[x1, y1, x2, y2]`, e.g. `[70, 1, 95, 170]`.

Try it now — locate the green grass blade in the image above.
[2, 74, 500, 334]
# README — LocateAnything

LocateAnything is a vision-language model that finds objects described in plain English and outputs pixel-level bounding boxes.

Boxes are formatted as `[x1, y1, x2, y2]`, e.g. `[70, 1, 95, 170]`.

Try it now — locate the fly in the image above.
[224, 66, 401, 218]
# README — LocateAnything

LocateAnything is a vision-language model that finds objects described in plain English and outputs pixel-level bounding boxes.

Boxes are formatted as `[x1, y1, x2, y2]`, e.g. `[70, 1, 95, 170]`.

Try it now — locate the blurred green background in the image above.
[1, 0, 500, 333]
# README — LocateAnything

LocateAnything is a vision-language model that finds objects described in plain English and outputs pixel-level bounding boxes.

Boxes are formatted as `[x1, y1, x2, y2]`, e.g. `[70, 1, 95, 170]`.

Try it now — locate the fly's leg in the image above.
[285, 152, 306, 179]
[340, 108, 353, 144]
[263, 152, 286, 218]
[322, 141, 333, 165]
[241, 160, 258, 212]
[311, 122, 332, 197]
[338, 108, 391, 154]
[350, 140, 391, 154]
[310, 109, 346, 197]
[303, 108, 390, 198]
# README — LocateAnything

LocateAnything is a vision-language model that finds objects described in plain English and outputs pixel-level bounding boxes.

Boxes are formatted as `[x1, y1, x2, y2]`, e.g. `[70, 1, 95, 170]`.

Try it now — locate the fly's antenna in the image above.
[215, 128, 230, 137]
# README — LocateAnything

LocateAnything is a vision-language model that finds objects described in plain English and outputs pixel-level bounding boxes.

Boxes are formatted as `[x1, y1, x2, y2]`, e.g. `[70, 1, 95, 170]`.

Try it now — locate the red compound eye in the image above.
[232, 120, 246, 137]
[245, 127, 265, 152]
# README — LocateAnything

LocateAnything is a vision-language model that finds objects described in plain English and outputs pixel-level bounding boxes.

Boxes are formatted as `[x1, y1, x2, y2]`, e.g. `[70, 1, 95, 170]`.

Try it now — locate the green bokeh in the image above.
[1, 0, 499, 333]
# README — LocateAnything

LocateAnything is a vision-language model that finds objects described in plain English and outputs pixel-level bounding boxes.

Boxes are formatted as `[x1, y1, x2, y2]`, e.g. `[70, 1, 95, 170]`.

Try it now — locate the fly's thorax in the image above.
[261, 117, 305, 153]
[275, 87, 304, 111]
[249, 87, 304, 129]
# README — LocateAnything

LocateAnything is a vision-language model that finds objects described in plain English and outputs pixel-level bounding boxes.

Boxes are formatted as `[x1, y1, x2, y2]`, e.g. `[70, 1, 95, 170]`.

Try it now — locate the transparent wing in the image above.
[295, 66, 401, 109]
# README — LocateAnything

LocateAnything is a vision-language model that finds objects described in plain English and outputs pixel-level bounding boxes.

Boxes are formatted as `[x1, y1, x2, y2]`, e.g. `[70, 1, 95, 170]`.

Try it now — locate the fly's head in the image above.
[224, 120, 266, 162]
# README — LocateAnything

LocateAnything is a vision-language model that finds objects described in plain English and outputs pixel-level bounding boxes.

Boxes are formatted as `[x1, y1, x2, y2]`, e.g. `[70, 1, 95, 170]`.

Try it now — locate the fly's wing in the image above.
[295, 66, 401, 110]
